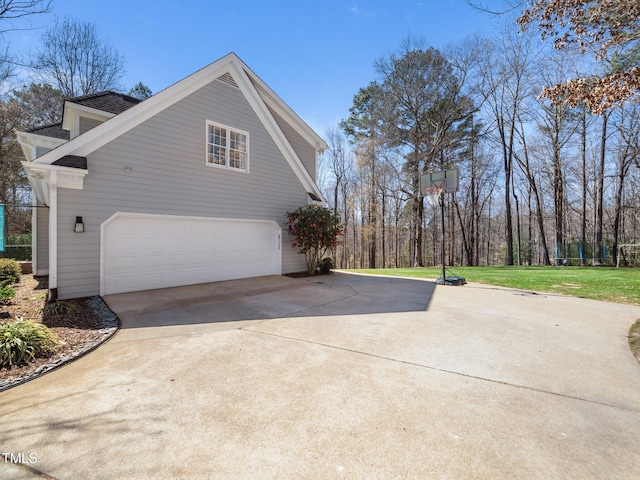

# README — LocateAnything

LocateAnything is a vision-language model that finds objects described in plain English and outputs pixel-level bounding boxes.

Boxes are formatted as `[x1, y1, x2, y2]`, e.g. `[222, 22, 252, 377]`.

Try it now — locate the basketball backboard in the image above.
[420, 168, 459, 196]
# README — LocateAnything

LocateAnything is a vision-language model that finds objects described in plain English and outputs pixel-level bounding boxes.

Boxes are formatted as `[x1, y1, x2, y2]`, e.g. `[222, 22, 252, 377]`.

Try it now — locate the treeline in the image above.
[320, 27, 640, 268]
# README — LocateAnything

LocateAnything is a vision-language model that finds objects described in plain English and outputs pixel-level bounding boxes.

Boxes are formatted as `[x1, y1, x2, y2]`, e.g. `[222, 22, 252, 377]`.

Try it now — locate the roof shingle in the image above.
[26, 123, 70, 140]
[52, 155, 87, 169]
[66, 91, 142, 114]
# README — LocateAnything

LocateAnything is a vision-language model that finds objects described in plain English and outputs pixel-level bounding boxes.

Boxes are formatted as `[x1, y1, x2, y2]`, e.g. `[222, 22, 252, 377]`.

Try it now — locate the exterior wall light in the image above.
[74, 216, 85, 233]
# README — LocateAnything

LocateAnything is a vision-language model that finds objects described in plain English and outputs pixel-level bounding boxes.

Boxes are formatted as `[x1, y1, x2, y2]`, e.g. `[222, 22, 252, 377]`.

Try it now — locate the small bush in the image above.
[286, 205, 343, 275]
[317, 257, 334, 274]
[0, 318, 59, 368]
[0, 258, 21, 287]
[43, 301, 76, 316]
[0, 285, 16, 304]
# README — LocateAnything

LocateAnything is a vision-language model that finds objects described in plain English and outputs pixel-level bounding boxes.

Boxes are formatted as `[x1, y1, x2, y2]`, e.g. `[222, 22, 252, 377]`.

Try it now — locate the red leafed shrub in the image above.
[286, 205, 343, 275]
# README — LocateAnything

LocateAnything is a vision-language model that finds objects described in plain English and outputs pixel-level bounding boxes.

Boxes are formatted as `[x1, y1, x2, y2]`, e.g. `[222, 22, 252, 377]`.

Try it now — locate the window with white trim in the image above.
[206, 121, 249, 172]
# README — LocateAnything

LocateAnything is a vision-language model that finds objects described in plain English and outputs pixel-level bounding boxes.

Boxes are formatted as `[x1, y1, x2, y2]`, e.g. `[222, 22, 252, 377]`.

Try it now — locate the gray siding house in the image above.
[17, 53, 327, 299]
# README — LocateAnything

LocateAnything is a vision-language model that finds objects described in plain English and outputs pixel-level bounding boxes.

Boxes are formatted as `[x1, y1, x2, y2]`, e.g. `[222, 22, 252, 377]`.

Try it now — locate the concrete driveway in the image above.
[1, 272, 640, 479]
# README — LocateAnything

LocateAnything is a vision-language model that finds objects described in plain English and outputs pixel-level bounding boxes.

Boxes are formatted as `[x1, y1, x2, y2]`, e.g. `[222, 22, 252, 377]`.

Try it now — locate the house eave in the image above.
[16, 130, 68, 161]
[246, 70, 329, 152]
[22, 161, 88, 206]
[62, 101, 116, 131]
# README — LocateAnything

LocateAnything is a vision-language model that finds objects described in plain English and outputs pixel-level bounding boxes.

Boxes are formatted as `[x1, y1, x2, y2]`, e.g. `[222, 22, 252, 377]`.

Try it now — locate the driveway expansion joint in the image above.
[243, 327, 640, 413]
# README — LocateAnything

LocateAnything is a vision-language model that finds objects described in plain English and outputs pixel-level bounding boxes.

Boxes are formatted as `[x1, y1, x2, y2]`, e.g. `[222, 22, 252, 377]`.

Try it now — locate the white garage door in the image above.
[101, 213, 282, 295]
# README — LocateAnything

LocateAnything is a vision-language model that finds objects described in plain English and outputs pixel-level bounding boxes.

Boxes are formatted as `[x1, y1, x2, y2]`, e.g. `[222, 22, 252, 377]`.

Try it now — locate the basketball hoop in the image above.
[420, 168, 458, 199]
[419, 168, 466, 287]
[423, 186, 444, 207]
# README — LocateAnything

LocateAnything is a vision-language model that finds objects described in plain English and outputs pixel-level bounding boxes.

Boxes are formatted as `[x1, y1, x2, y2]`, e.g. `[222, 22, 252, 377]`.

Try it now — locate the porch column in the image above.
[48, 169, 58, 300]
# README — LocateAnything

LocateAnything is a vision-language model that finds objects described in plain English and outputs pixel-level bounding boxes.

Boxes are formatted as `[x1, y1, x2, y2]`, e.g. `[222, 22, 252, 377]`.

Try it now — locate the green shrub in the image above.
[43, 301, 76, 316]
[286, 205, 343, 275]
[0, 318, 59, 368]
[317, 257, 334, 274]
[0, 285, 16, 304]
[0, 258, 21, 287]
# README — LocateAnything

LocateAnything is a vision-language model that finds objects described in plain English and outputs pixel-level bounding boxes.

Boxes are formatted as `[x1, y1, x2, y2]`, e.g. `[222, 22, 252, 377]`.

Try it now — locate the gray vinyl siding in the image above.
[79, 117, 103, 135]
[56, 79, 310, 298]
[269, 107, 317, 181]
[35, 204, 49, 274]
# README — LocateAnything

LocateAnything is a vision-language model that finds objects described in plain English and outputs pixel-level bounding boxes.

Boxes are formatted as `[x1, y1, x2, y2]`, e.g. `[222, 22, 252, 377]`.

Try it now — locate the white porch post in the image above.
[48, 169, 58, 297]
[31, 190, 38, 274]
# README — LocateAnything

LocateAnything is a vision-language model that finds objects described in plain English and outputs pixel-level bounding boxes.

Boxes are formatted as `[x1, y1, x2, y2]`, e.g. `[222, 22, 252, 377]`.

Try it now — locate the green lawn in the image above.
[349, 266, 640, 305]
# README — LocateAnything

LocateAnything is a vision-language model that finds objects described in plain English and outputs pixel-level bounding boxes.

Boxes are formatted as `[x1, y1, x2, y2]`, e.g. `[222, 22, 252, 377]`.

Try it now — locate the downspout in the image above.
[48, 169, 58, 302]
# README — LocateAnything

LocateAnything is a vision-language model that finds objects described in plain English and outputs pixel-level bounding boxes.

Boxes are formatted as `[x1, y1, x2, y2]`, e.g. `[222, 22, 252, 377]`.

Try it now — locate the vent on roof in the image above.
[217, 73, 238, 88]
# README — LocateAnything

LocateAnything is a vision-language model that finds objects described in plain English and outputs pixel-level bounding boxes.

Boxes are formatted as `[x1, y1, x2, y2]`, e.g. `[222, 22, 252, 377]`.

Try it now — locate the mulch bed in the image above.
[0, 274, 115, 386]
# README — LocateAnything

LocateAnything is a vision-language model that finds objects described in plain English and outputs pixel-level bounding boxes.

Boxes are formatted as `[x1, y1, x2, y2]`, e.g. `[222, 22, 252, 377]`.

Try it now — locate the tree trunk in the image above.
[369, 147, 377, 268]
[552, 129, 564, 263]
[504, 154, 514, 265]
[612, 173, 624, 266]
[580, 108, 587, 266]
[595, 113, 608, 264]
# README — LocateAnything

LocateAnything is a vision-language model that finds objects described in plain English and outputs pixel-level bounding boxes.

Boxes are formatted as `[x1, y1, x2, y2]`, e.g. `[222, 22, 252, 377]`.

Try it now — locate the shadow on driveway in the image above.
[104, 272, 436, 329]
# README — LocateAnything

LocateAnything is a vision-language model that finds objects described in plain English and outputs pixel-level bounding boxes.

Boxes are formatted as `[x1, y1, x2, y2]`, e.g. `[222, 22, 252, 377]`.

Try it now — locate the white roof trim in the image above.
[16, 130, 67, 147]
[243, 66, 328, 152]
[16, 130, 67, 161]
[227, 61, 325, 200]
[62, 102, 116, 130]
[22, 162, 88, 206]
[32, 53, 325, 201]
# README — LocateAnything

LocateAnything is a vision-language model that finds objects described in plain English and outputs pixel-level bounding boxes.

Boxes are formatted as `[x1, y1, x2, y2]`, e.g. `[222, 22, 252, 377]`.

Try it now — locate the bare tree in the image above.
[32, 16, 125, 97]
[594, 111, 611, 263]
[324, 127, 352, 267]
[611, 104, 640, 264]
[577, 103, 596, 265]
[0, 96, 31, 233]
[481, 28, 538, 264]
[0, 0, 50, 30]
[513, 114, 552, 265]
[534, 55, 580, 259]
[0, 1, 52, 91]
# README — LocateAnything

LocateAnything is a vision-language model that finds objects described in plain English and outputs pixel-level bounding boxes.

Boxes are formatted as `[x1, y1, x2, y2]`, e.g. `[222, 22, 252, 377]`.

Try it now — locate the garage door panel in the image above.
[102, 213, 282, 295]
[111, 255, 139, 271]
[111, 235, 138, 249]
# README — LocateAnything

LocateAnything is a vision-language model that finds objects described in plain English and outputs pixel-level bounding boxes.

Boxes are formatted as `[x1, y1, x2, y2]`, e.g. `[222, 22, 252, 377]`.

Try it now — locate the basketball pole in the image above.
[421, 168, 465, 286]
[439, 189, 446, 283]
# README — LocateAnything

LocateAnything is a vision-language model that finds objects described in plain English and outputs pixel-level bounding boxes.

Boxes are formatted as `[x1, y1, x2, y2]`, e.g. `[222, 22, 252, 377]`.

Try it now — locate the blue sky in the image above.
[5, 0, 506, 135]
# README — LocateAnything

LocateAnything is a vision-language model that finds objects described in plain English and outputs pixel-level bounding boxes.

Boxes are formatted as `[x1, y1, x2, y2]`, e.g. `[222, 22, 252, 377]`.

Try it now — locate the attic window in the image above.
[216, 73, 239, 88]
[206, 121, 249, 173]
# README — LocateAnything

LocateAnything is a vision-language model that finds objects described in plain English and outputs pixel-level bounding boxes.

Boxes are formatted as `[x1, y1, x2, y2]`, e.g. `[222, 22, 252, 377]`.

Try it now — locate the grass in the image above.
[351, 266, 640, 305]
[349, 265, 640, 362]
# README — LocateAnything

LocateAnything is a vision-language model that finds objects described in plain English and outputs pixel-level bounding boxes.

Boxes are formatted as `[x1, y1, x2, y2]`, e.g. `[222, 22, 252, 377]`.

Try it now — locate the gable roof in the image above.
[65, 91, 141, 115]
[31, 53, 326, 201]
[26, 123, 70, 140]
